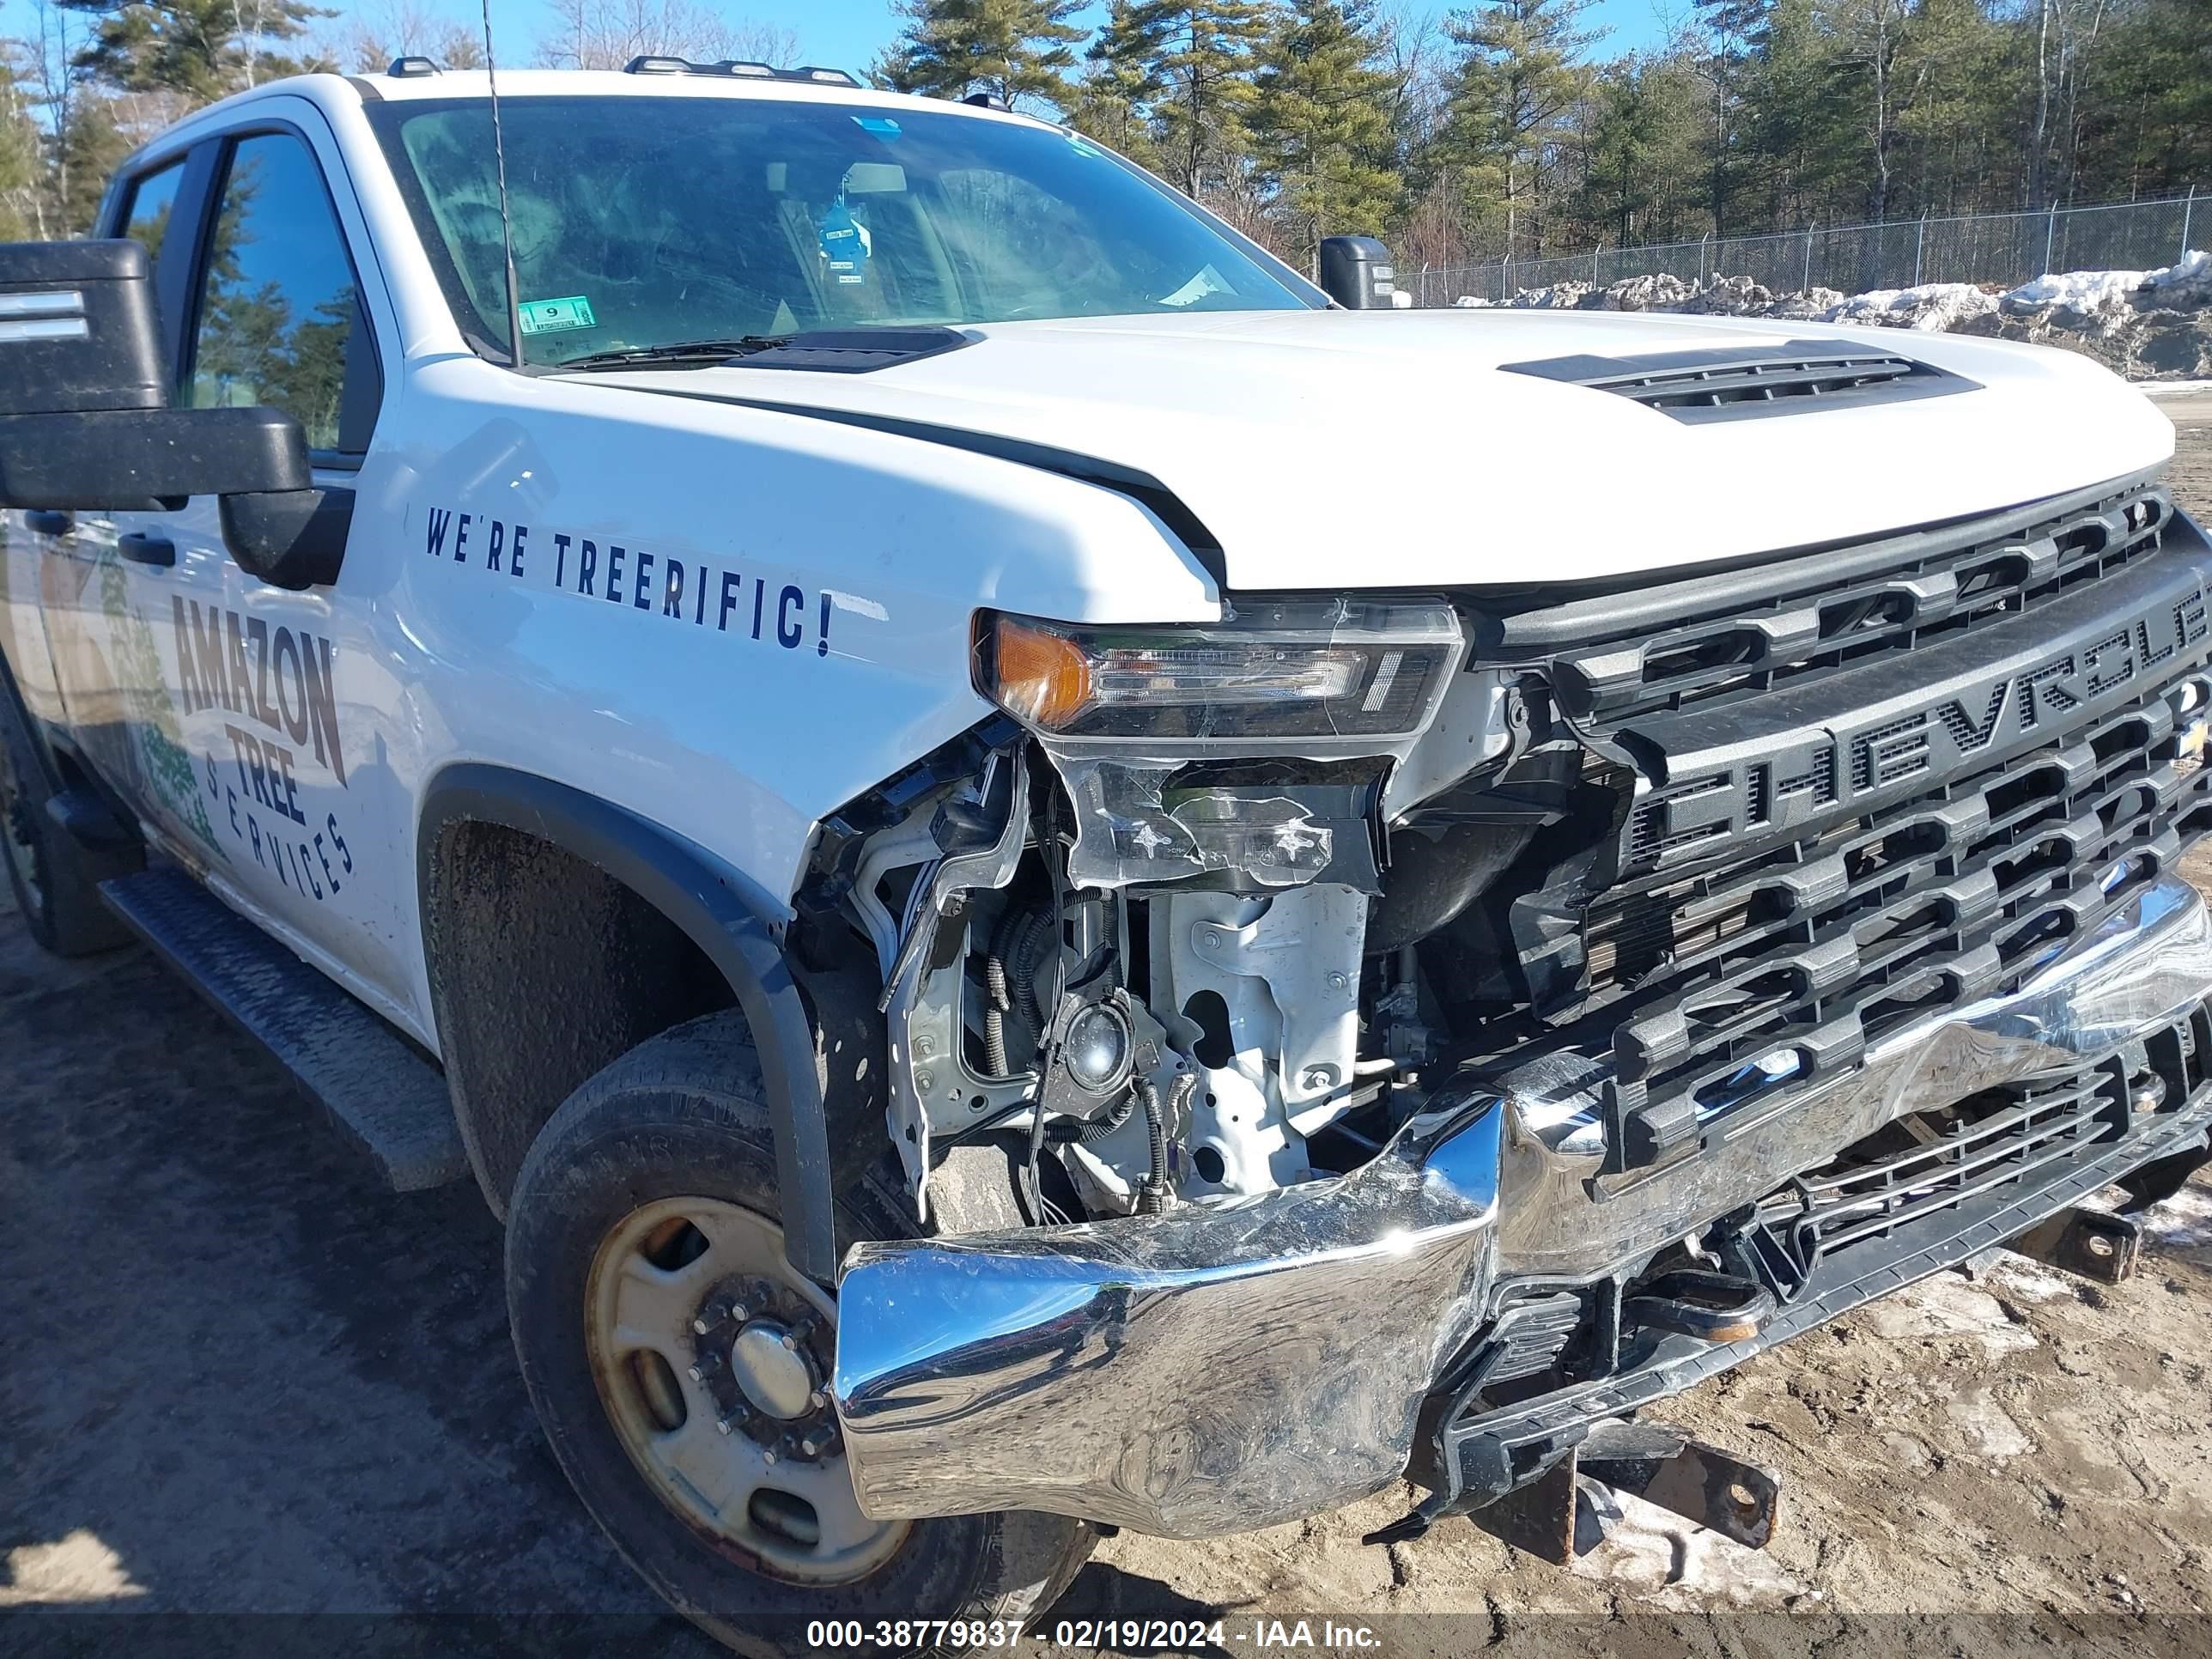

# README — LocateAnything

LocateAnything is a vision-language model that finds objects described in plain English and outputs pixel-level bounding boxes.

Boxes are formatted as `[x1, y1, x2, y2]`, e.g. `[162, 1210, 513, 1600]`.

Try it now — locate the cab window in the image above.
[186, 131, 380, 459]
[118, 161, 185, 264]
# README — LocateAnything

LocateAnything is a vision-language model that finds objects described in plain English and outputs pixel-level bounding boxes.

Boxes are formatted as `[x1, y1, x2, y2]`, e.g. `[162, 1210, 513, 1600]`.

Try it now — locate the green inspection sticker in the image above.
[517, 295, 597, 334]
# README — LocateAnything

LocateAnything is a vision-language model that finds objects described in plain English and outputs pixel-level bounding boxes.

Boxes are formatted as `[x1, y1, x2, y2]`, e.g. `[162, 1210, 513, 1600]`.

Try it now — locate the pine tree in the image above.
[1693, 0, 1769, 236]
[1138, 1, 1274, 199]
[52, 89, 133, 232]
[1064, 1, 1166, 168]
[1441, 0, 1598, 259]
[876, 0, 1085, 112]
[1891, 0, 2009, 216]
[1249, 0, 1404, 269]
[1732, 0, 1850, 226]
[1575, 49, 1707, 246]
[56, 0, 330, 103]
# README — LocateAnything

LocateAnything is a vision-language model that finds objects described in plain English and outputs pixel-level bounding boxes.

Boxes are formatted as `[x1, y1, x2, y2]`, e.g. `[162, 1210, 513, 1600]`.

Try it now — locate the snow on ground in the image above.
[1824, 282, 1999, 331]
[1470, 248, 2211, 378]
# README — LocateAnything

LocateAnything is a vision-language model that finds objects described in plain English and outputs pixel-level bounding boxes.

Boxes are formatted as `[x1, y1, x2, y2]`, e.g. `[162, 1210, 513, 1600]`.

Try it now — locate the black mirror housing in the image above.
[0, 239, 314, 512]
[0, 406, 313, 511]
[1318, 235, 1397, 309]
[219, 487, 355, 591]
[0, 240, 167, 416]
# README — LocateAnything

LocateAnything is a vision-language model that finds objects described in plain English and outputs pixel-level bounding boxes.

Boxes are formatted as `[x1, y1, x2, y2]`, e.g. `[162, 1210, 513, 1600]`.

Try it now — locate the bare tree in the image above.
[2027, 0, 2110, 208]
[330, 0, 487, 73]
[533, 0, 801, 71]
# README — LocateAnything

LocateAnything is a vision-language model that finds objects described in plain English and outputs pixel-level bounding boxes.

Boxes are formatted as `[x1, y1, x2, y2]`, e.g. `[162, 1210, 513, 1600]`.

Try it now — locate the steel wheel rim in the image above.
[585, 1194, 907, 1585]
[0, 739, 41, 912]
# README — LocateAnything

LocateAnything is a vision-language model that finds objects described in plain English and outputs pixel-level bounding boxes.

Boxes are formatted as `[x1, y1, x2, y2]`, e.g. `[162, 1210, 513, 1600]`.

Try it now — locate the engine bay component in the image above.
[1052, 757, 1384, 891]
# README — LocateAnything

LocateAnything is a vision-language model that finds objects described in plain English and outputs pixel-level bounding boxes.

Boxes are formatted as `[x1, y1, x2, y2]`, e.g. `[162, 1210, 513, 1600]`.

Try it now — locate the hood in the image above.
[578, 308, 2177, 592]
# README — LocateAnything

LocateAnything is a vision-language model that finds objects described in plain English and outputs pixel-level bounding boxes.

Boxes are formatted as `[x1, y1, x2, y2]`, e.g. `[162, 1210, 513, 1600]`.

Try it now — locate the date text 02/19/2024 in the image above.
[801, 1620, 1384, 1651]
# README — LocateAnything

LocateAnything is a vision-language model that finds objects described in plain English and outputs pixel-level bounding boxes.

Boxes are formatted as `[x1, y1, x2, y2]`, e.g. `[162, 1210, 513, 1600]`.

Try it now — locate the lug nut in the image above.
[762, 1447, 778, 1465]
[716, 1416, 739, 1437]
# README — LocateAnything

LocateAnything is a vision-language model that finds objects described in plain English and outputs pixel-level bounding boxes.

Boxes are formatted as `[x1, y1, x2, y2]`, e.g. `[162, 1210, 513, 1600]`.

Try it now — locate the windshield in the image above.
[365, 94, 1320, 367]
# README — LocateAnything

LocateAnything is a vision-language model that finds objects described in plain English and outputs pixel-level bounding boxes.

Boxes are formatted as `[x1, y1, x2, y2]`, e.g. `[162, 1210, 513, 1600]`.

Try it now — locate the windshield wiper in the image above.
[550, 337, 785, 372]
[549, 326, 975, 376]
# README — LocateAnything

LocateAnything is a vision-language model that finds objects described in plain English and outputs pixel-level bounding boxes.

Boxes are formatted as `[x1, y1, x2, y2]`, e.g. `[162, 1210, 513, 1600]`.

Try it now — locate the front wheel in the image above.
[505, 1011, 1096, 1657]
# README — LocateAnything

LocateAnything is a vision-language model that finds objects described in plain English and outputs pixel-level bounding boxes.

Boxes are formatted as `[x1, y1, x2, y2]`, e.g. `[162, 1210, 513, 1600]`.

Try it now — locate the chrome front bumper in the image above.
[831, 875, 2212, 1539]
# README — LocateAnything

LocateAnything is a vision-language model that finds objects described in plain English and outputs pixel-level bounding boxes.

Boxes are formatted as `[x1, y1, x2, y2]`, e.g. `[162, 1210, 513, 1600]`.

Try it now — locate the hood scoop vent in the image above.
[1502, 339, 1975, 422]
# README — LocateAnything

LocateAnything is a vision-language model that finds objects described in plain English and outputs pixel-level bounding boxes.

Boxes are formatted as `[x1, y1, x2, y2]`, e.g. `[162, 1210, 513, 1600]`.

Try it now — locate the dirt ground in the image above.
[5, 398, 2212, 1657]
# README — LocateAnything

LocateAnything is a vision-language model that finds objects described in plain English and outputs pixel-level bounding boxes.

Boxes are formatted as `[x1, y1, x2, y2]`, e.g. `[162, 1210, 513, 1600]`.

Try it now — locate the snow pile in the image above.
[1824, 282, 2000, 332]
[2006, 266, 2144, 316]
[1484, 251, 2212, 379]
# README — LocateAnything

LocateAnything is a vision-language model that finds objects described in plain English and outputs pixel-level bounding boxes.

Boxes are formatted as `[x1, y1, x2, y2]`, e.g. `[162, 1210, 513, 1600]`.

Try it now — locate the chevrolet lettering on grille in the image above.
[1624, 559, 2212, 872]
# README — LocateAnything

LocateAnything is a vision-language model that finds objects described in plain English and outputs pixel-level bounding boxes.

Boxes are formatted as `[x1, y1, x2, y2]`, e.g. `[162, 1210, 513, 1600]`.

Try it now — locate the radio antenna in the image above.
[479, 0, 526, 368]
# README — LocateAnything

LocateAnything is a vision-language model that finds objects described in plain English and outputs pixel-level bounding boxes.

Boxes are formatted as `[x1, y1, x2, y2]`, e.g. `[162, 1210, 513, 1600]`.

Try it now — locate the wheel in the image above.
[506, 1011, 1097, 1657]
[0, 683, 131, 957]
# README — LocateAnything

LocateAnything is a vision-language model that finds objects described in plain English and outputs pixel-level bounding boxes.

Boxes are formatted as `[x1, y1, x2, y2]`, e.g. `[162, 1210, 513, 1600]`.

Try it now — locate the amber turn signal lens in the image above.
[991, 617, 1095, 729]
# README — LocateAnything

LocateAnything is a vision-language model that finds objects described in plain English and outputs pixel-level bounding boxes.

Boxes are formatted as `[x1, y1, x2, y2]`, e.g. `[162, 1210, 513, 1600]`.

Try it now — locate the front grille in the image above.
[1741, 999, 2211, 1292]
[1584, 682, 2212, 1170]
[1472, 477, 2212, 1178]
[1483, 477, 2172, 726]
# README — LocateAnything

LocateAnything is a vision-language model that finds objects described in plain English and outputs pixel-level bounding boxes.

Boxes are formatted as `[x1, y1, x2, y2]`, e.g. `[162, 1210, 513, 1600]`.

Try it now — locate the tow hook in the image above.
[1622, 1267, 1776, 1344]
[2007, 1206, 2145, 1285]
[1458, 1419, 1782, 1565]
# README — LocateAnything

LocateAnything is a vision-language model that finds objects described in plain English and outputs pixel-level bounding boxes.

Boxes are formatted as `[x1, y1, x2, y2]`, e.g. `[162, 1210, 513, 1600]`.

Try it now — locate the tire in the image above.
[506, 1011, 1097, 1658]
[0, 678, 131, 957]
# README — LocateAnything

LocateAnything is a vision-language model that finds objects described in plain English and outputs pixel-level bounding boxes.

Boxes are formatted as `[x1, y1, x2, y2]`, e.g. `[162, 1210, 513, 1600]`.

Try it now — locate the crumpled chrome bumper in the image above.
[830, 874, 2212, 1539]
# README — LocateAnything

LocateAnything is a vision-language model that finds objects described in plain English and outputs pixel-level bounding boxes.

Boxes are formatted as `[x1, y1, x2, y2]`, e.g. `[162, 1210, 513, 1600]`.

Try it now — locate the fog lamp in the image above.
[1063, 1001, 1133, 1096]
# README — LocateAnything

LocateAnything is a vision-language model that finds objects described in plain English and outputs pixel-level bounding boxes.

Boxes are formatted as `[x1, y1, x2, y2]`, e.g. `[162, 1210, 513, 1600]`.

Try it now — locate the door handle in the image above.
[118, 531, 176, 568]
[24, 510, 73, 537]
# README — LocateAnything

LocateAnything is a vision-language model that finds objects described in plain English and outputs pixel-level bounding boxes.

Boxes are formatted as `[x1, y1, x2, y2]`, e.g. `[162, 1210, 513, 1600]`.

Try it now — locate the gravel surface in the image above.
[5, 398, 2212, 1657]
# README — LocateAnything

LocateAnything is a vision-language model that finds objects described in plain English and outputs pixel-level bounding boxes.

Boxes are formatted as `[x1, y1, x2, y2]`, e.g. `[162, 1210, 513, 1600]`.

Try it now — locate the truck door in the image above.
[88, 111, 414, 1017]
[27, 152, 196, 808]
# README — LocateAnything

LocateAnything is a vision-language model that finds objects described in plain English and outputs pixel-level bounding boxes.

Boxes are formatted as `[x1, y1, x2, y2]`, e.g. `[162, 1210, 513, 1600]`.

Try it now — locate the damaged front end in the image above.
[811, 477, 2212, 1540]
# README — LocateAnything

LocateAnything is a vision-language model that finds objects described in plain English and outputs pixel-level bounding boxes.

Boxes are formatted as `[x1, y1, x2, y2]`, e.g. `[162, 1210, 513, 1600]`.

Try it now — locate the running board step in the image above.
[99, 867, 466, 1192]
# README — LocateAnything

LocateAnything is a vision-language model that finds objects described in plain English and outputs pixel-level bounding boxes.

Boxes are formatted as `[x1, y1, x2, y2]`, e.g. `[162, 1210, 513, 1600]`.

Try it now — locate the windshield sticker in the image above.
[1159, 266, 1231, 308]
[852, 116, 901, 140]
[817, 198, 871, 286]
[518, 295, 598, 335]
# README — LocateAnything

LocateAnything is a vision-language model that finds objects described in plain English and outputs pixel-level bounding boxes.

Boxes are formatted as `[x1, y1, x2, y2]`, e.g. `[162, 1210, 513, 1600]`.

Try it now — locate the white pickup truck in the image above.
[4, 58, 2211, 1652]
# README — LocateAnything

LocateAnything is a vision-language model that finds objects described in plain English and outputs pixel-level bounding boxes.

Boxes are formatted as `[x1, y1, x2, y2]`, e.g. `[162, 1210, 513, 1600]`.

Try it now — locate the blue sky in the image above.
[3, 0, 1681, 93]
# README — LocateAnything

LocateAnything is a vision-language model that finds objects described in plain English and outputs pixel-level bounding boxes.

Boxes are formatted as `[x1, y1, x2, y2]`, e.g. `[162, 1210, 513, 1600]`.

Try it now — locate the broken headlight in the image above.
[975, 597, 1464, 748]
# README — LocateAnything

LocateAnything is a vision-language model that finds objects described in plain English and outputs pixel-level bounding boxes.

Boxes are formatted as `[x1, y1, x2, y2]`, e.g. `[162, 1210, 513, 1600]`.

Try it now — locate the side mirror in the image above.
[0, 240, 352, 587]
[1318, 235, 1398, 310]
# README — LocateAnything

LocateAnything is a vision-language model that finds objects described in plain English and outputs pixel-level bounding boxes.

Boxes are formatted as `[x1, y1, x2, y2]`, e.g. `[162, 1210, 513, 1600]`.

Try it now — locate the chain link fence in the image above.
[1409, 188, 2207, 308]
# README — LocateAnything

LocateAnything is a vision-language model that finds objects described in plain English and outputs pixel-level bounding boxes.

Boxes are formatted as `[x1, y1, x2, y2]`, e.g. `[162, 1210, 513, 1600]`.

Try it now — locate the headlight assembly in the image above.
[975, 597, 1464, 750]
